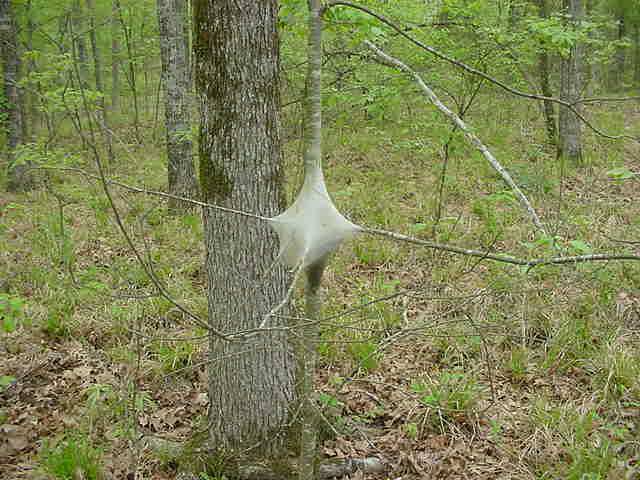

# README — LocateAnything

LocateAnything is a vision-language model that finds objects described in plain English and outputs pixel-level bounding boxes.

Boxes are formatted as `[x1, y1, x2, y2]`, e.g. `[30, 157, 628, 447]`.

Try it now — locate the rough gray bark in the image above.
[111, 0, 120, 111]
[1, 0, 32, 191]
[558, 0, 584, 164]
[535, 0, 557, 146]
[157, 0, 198, 209]
[194, 0, 295, 459]
[177, 0, 191, 91]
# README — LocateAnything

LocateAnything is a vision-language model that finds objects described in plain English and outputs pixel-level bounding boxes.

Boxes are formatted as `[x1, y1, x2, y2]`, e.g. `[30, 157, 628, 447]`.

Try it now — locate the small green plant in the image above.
[0, 294, 25, 333]
[593, 346, 639, 402]
[347, 340, 379, 372]
[506, 347, 529, 382]
[154, 341, 196, 373]
[0, 375, 16, 392]
[403, 421, 419, 439]
[40, 434, 102, 480]
[542, 316, 599, 373]
[412, 370, 482, 422]
[43, 312, 72, 339]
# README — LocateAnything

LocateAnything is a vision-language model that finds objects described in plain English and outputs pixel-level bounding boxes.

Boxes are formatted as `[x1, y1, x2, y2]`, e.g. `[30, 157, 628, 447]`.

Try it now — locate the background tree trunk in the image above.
[157, 0, 198, 209]
[558, 0, 584, 164]
[634, 23, 640, 87]
[25, 0, 37, 138]
[87, 0, 114, 164]
[609, 15, 626, 90]
[116, 1, 141, 142]
[194, 0, 295, 460]
[1, 0, 31, 191]
[111, 0, 120, 112]
[535, 0, 557, 146]
[72, 0, 89, 88]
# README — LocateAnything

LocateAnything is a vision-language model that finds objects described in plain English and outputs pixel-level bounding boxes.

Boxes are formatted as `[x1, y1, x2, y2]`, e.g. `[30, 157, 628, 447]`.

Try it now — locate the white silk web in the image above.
[268, 164, 361, 269]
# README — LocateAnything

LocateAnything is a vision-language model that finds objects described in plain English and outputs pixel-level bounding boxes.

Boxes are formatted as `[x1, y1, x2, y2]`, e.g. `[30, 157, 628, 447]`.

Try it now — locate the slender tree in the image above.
[157, 0, 198, 209]
[193, 0, 295, 462]
[111, 0, 120, 112]
[71, 0, 89, 88]
[1, 0, 31, 191]
[535, 0, 557, 146]
[635, 23, 640, 86]
[558, 0, 584, 163]
[87, 0, 114, 164]
[115, 0, 140, 140]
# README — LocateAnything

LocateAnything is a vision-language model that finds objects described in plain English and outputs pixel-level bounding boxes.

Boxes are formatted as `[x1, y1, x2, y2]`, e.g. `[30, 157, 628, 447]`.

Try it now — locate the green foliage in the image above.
[11, 142, 81, 170]
[40, 434, 103, 480]
[0, 294, 25, 333]
[606, 167, 636, 181]
[505, 346, 529, 382]
[348, 341, 379, 372]
[0, 375, 16, 393]
[153, 340, 196, 373]
[411, 370, 482, 422]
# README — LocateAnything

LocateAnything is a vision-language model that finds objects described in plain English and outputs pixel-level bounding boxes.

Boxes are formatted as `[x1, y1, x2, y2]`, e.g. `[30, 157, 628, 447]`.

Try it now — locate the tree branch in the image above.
[364, 40, 547, 235]
[324, 0, 639, 142]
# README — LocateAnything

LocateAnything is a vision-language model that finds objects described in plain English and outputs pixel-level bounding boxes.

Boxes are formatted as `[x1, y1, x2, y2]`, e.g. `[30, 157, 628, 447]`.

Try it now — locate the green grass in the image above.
[1, 70, 638, 479]
[40, 434, 102, 480]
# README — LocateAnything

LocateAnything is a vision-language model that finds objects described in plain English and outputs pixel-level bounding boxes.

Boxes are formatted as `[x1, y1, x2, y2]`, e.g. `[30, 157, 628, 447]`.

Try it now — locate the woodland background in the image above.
[0, 0, 639, 479]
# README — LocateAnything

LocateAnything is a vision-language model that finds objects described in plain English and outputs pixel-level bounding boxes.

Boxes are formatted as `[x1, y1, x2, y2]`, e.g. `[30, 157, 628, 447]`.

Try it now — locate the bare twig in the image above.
[364, 226, 640, 267]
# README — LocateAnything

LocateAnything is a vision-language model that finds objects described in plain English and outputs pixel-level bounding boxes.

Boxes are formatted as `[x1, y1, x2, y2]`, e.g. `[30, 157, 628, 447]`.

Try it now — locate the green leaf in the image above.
[319, 392, 340, 408]
[568, 240, 591, 254]
[421, 394, 439, 406]
[1, 316, 17, 333]
[0, 376, 16, 391]
[607, 167, 635, 180]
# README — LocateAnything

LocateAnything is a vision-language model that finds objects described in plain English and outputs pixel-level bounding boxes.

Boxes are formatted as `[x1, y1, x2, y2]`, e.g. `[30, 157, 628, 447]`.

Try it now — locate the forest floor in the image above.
[1, 107, 640, 479]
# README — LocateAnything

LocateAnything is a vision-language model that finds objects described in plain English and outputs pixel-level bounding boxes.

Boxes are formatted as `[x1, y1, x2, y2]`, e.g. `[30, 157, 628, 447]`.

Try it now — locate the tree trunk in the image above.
[25, 0, 37, 138]
[557, 0, 584, 164]
[609, 16, 626, 90]
[634, 24, 640, 87]
[116, 1, 141, 142]
[87, 0, 114, 164]
[298, 2, 324, 478]
[157, 0, 198, 209]
[1, 0, 32, 191]
[72, 0, 90, 88]
[194, 0, 295, 461]
[111, 0, 120, 112]
[535, 0, 557, 146]
[178, 0, 191, 91]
